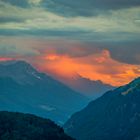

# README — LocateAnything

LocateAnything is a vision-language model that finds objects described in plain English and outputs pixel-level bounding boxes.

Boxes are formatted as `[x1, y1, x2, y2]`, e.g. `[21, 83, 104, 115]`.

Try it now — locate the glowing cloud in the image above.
[0, 37, 140, 87]
[35, 49, 140, 86]
[0, 57, 14, 61]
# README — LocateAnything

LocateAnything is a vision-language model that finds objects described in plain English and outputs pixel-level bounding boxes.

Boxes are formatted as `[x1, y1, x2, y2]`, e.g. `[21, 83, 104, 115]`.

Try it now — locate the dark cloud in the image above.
[1, 0, 29, 8]
[41, 0, 140, 17]
[0, 17, 24, 23]
[104, 42, 140, 65]
[41, 0, 97, 17]
[0, 28, 92, 40]
[0, 29, 24, 36]
[0, 28, 139, 43]
[1, 0, 140, 17]
[0, 44, 39, 57]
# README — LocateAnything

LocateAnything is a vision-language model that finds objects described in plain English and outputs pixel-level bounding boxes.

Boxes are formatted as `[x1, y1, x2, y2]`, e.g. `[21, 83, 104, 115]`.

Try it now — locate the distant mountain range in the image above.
[0, 60, 89, 124]
[64, 77, 140, 140]
[56, 74, 115, 99]
[0, 111, 75, 140]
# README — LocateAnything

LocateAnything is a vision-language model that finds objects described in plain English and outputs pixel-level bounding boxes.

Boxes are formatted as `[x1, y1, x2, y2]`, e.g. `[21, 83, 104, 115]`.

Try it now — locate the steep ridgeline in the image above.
[52, 74, 115, 100]
[0, 60, 89, 124]
[62, 74, 115, 99]
[0, 111, 75, 140]
[64, 77, 140, 140]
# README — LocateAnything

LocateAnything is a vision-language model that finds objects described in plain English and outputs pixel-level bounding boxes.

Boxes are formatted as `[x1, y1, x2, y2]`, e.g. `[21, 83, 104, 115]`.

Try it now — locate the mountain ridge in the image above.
[0, 60, 89, 124]
[50, 73, 115, 99]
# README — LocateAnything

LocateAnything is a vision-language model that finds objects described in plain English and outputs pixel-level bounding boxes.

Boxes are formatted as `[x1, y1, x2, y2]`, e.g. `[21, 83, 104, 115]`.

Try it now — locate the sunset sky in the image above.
[0, 0, 140, 86]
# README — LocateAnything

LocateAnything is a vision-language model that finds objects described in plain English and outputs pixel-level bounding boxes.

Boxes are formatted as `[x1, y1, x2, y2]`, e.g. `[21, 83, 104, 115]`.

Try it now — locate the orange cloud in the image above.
[44, 54, 62, 61]
[35, 49, 140, 86]
[37, 54, 79, 77]
[1, 37, 139, 87]
[0, 57, 14, 61]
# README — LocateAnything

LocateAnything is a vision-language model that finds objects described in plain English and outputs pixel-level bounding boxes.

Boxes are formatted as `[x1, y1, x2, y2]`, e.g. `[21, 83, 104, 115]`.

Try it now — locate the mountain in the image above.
[64, 77, 140, 140]
[0, 111, 75, 140]
[56, 74, 115, 99]
[0, 60, 89, 124]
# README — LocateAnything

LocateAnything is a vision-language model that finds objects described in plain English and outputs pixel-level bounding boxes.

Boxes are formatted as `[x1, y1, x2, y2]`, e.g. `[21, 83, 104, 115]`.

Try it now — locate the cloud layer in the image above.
[0, 0, 140, 86]
[0, 37, 140, 86]
[0, 0, 139, 42]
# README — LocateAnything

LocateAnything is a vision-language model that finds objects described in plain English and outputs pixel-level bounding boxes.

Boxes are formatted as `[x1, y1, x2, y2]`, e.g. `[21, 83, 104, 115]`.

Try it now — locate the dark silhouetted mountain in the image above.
[0, 111, 75, 140]
[64, 77, 140, 140]
[0, 60, 89, 124]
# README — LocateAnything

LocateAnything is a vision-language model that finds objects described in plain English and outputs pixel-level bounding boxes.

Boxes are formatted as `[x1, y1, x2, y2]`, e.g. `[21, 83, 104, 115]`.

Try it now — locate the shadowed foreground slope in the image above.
[64, 77, 140, 140]
[0, 111, 75, 140]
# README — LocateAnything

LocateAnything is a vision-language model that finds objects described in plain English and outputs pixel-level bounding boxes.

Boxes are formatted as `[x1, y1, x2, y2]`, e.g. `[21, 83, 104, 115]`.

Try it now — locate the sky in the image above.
[0, 0, 140, 86]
